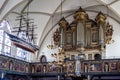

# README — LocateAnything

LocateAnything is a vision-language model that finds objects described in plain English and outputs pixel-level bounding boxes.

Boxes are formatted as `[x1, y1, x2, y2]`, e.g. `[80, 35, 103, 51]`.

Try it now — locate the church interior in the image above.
[0, 0, 120, 80]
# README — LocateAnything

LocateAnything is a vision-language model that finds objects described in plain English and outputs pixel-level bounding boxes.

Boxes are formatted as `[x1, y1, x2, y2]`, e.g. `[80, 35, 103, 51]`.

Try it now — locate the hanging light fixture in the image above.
[47, 16, 57, 49]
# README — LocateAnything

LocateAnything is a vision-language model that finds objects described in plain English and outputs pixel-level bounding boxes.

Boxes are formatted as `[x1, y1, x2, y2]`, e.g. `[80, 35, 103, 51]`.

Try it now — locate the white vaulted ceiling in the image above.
[0, 0, 120, 57]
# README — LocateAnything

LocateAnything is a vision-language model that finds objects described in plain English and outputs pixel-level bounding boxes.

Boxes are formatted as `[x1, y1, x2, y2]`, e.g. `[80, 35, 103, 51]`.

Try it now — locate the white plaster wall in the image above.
[38, 24, 60, 62]
[106, 18, 120, 59]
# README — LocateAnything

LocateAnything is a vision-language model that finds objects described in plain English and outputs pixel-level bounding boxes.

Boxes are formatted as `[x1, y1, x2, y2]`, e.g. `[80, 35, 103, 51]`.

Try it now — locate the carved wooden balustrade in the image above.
[0, 54, 29, 73]
[0, 54, 120, 76]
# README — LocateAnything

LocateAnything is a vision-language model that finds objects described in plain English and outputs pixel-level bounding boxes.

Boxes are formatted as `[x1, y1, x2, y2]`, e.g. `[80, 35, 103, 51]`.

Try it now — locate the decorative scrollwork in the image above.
[105, 22, 113, 44]
[95, 12, 106, 25]
[74, 7, 88, 22]
[53, 29, 61, 45]
[58, 17, 69, 30]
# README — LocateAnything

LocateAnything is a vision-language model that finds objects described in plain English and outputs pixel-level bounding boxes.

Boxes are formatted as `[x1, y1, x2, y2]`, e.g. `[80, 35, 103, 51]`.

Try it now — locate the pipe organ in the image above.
[53, 7, 113, 60]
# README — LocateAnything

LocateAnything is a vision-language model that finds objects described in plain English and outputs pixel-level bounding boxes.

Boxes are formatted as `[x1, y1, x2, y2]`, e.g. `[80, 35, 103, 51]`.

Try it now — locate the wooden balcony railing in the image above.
[0, 54, 120, 76]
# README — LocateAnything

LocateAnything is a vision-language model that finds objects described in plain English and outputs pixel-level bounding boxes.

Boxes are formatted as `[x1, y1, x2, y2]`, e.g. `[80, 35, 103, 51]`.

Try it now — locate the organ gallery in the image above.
[52, 7, 113, 61]
[1, 0, 120, 79]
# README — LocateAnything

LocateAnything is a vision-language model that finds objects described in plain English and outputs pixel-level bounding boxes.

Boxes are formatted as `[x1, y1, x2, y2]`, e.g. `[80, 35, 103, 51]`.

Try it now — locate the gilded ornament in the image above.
[95, 12, 106, 24]
[58, 17, 69, 30]
[74, 7, 88, 22]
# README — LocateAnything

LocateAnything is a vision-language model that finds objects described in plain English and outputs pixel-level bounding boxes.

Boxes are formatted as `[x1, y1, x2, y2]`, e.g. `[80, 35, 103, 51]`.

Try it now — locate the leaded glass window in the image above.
[4, 33, 11, 55]
[0, 30, 3, 52]
[0, 20, 29, 61]
[16, 48, 28, 60]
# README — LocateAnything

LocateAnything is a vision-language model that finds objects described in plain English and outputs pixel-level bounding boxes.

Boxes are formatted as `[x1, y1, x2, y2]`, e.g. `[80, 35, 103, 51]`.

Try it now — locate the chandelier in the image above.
[51, 48, 65, 65]
[47, 15, 57, 50]
[47, 39, 57, 49]
[47, 44, 56, 49]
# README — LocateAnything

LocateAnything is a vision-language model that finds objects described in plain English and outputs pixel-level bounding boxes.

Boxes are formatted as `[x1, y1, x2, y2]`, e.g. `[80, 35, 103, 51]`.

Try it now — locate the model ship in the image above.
[6, 32, 39, 53]
[7, 14, 39, 53]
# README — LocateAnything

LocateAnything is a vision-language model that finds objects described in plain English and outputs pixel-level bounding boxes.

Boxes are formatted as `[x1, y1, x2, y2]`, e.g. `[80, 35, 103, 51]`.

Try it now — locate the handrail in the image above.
[0, 54, 120, 76]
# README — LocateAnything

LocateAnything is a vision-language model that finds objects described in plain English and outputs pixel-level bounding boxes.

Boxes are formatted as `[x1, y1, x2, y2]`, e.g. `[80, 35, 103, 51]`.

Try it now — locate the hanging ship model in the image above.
[6, 32, 39, 53]
[6, 14, 39, 53]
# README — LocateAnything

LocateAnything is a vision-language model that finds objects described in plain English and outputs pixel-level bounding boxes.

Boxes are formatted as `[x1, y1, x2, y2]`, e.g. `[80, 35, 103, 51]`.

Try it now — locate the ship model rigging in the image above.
[6, 13, 39, 53]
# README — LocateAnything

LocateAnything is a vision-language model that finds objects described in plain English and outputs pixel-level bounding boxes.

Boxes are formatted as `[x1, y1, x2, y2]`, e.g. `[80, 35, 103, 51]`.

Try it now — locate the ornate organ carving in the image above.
[53, 29, 61, 46]
[74, 7, 88, 22]
[105, 22, 113, 44]
[58, 17, 69, 30]
[53, 7, 113, 60]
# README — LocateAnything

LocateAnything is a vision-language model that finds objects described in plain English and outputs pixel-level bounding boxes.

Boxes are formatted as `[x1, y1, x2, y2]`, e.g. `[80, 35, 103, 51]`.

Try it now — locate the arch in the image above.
[9, 60, 13, 70]
[94, 54, 101, 60]
[40, 55, 47, 62]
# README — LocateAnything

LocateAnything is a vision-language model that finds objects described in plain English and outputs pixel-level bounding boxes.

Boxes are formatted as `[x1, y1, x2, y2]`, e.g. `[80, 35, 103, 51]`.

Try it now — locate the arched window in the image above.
[4, 33, 11, 55]
[0, 30, 3, 52]
[16, 31, 29, 61]
[40, 55, 47, 62]
[94, 54, 101, 60]
[16, 48, 28, 60]
[0, 20, 11, 55]
[0, 20, 29, 61]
